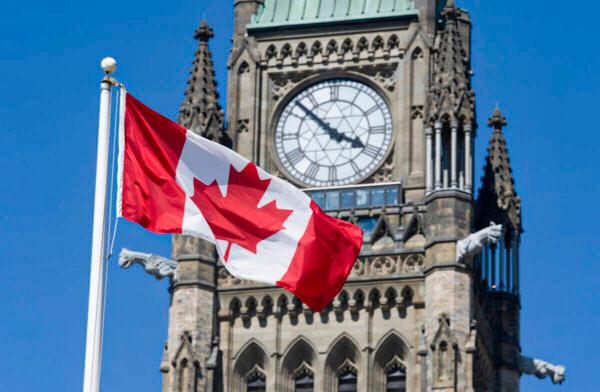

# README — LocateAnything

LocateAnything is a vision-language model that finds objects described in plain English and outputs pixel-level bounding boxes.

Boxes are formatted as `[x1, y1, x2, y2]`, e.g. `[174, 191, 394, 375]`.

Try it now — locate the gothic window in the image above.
[341, 38, 353, 54]
[373, 333, 409, 391]
[265, 45, 277, 60]
[280, 43, 293, 59]
[337, 366, 358, 392]
[294, 372, 314, 392]
[326, 40, 338, 55]
[234, 341, 269, 391]
[372, 36, 385, 50]
[246, 372, 266, 392]
[310, 41, 323, 56]
[296, 42, 308, 58]
[325, 335, 361, 390]
[387, 35, 400, 50]
[385, 361, 407, 392]
[357, 37, 369, 52]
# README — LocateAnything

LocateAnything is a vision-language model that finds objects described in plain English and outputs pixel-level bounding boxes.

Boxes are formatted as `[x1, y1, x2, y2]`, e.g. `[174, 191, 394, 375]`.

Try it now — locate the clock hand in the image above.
[295, 100, 366, 148]
[295, 100, 341, 141]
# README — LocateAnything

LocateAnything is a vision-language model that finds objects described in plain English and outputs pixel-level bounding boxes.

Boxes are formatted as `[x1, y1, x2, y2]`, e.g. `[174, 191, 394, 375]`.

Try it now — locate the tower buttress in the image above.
[423, 1, 475, 390]
[163, 19, 224, 392]
[476, 107, 522, 392]
[227, 1, 262, 161]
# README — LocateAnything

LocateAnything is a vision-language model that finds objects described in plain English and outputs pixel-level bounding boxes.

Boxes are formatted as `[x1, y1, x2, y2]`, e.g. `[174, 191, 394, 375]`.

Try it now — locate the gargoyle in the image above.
[456, 222, 503, 263]
[118, 248, 178, 281]
[518, 355, 566, 385]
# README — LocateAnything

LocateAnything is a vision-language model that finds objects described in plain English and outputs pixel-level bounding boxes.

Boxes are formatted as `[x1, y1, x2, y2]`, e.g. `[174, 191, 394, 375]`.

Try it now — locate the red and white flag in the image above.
[117, 91, 363, 310]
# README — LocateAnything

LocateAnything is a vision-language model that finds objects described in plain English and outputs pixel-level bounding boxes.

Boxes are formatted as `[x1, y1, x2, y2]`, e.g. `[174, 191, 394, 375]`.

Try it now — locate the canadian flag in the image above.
[117, 91, 363, 311]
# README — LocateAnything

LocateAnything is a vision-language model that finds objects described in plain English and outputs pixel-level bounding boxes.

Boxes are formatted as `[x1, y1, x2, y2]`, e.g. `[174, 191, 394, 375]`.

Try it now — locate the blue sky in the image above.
[1, 0, 598, 391]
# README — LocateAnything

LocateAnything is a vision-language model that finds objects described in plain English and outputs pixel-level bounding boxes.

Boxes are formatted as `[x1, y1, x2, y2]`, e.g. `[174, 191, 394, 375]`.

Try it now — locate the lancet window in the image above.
[337, 366, 358, 392]
[385, 360, 407, 392]
[476, 226, 520, 295]
[426, 121, 473, 194]
[294, 372, 314, 392]
[246, 371, 266, 392]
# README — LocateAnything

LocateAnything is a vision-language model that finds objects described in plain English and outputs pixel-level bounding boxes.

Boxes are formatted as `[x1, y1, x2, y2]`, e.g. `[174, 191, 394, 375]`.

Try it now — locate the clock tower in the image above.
[155, 1, 567, 391]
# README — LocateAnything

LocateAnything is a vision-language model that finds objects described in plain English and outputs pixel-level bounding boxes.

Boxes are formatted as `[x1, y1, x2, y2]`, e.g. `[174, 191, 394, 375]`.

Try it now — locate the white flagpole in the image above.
[83, 57, 117, 392]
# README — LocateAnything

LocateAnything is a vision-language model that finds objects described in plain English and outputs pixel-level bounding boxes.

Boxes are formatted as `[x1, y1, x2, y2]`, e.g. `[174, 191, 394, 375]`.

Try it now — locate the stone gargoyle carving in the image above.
[456, 222, 503, 263]
[518, 355, 566, 385]
[118, 248, 178, 281]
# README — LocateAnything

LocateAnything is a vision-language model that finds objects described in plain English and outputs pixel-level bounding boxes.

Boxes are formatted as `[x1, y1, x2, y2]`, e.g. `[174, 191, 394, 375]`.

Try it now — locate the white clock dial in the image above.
[274, 79, 393, 187]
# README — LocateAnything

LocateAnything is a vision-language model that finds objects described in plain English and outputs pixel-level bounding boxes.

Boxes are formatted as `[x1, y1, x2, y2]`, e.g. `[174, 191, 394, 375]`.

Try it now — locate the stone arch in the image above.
[368, 287, 382, 310]
[341, 38, 354, 54]
[238, 60, 250, 74]
[326, 39, 338, 57]
[387, 34, 400, 50]
[232, 339, 270, 391]
[356, 36, 369, 53]
[228, 296, 242, 318]
[372, 35, 385, 52]
[372, 330, 411, 391]
[265, 44, 277, 61]
[324, 333, 362, 391]
[310, 41, 323, 56]
[281, 336, 319, 390]
[295, 42, 308, 58]
[280, 43, 293, 60]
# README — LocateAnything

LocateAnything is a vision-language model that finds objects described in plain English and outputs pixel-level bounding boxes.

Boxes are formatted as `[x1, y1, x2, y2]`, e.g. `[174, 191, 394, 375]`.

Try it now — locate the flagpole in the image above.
[83, 57, 117, 392]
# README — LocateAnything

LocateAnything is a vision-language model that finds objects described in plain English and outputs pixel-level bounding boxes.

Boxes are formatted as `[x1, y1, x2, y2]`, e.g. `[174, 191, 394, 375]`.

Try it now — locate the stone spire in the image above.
[426, 0, 475, 126]
[178, 20, 231, 146]
[476, 106, 522, 231]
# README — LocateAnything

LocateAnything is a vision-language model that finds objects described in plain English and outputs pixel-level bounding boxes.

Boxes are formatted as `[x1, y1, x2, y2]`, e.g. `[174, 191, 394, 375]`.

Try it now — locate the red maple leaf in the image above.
[190, 163, 293, 261]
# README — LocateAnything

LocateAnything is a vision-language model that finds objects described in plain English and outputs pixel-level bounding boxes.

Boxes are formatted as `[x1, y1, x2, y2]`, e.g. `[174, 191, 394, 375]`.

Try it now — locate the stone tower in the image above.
[148, 1, 565, 391]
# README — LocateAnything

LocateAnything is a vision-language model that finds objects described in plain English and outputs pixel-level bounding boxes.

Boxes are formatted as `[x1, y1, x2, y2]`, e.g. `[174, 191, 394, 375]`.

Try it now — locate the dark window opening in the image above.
[247, 373, 266, 392]
[294, 373, 314, 392]
[386, 364, 406, 392]
[337, 368, 357, 392]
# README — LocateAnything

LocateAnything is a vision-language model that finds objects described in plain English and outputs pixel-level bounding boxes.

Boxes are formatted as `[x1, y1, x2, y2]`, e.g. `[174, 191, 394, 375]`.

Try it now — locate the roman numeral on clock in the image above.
[306, 162, 319, 178]
[365, 106, 379, 116]
[282, 132, 298, 140]
[286, 148, 304, 165]
[328, 166, 338, 182]
[363, 144, 381, 159]
[370, 126, 386, 134]
[330, 86, 339, 101]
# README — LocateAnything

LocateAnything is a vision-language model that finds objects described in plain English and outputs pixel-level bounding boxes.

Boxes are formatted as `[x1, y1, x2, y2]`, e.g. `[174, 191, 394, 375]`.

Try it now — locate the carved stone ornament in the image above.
[403, 254, 425, 273]
[350, 259, 366, 277]
[370, 256, 398, 275]
[217, 266, 252, 287]
[372, 67, 398, 91]
[371, 152, 394, 183]
[271, 78, 294, 101]
[518, 355, 566, 385]
[118, 248, 178, 281]
[270, 73, 309, 101]
[456, 222, 503, 263]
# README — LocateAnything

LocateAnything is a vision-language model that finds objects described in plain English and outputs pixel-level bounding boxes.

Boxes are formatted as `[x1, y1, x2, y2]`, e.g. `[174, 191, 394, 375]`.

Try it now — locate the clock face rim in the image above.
[272, 77, 394, 188]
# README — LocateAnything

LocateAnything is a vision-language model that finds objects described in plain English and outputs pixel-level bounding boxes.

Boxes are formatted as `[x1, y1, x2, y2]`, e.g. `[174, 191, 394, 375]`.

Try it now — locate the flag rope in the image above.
[105, 87, 121, 261]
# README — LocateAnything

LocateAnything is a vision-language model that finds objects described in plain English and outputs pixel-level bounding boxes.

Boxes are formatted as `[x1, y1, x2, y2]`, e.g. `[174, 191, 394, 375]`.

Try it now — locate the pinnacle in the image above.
[194, 19, 214, 42]
[488, 106, 507, 132]
[179, 18, 228, 146]
[442, 0, 460, 19]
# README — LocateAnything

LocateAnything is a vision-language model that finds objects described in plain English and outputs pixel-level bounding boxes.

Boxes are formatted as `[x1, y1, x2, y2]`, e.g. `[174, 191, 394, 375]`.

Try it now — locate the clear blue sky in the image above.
[1, 0, 598, 390]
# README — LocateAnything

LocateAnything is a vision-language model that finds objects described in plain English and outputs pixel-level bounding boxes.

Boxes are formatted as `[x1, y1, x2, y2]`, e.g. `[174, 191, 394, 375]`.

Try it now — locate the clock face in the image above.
[274, 79, 393, 187]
